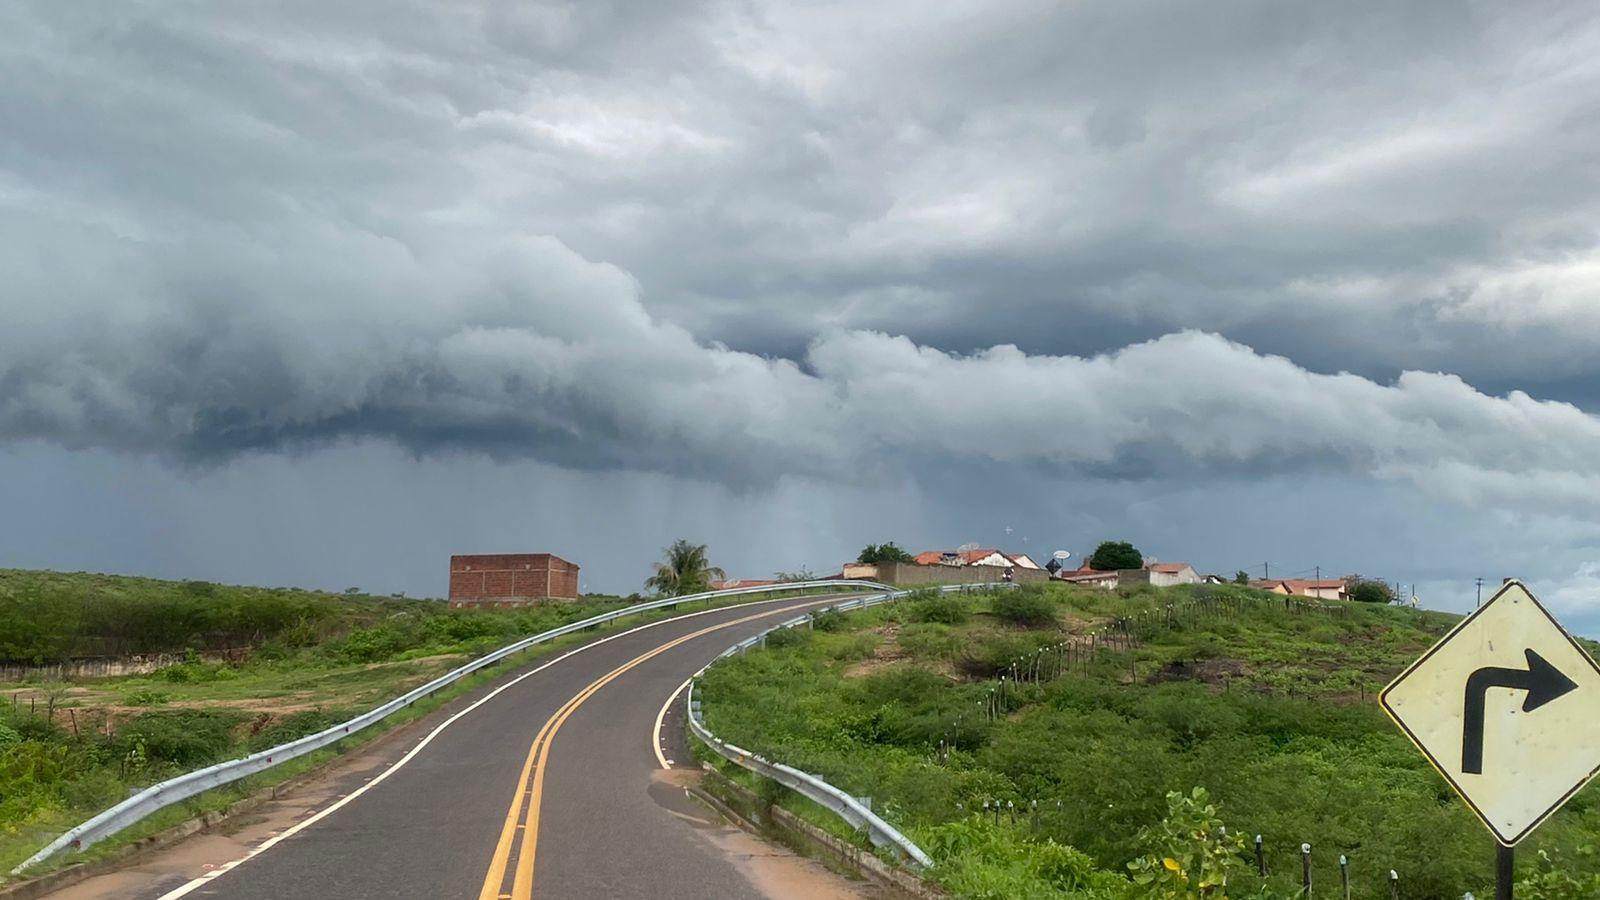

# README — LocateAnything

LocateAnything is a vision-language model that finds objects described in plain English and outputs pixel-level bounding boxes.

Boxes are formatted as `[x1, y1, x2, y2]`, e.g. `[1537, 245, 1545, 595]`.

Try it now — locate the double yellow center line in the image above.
[475, 602, 816, 900]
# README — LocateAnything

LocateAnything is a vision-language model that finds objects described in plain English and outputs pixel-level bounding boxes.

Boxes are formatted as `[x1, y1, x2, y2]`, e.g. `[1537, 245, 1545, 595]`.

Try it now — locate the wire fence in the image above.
[958, 796, 1406, 899]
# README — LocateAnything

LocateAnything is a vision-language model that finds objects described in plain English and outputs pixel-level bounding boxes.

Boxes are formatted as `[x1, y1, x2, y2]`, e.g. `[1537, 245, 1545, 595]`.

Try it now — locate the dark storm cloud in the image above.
[6, 1, 1600, 609]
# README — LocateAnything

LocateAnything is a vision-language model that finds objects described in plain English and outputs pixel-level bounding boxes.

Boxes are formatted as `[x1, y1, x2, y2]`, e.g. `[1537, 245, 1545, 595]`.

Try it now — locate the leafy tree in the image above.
[773, 568, 815, 583]
[1346, 576, 1396, 604]
[1089, 541, 1144, 571]
[1234, 571, 1250, 585]
[644, 540, 726, 597]
[857, 542, 916, 564]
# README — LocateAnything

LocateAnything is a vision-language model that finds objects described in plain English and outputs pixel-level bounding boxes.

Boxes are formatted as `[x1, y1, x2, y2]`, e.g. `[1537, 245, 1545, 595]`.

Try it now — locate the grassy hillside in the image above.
[0, 568, 633, 874]
[696, 583, 1600, 899]
[0, 568, 611, 664]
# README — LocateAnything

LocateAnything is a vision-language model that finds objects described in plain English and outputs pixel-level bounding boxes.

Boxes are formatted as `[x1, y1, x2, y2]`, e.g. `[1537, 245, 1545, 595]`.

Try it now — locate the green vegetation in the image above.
[0, 570, 404, 664]
[1088, 542, 1143, 571]
[644, 539, 725, 596]
[0, 568, 644, 874]
[857, 543, 916, 564]
[695, 583, 1600, 898]
[1347, 576, 1398, 604]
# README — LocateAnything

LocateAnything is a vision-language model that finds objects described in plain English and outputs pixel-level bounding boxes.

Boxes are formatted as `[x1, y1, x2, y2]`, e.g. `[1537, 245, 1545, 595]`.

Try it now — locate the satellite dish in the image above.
[957, 542, 981, 553]
[1053, 550, 1071, 560]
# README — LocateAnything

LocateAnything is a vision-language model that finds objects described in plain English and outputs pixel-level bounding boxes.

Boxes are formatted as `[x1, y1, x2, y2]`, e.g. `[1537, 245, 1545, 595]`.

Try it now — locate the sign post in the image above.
[1381, 580, 1600, 899]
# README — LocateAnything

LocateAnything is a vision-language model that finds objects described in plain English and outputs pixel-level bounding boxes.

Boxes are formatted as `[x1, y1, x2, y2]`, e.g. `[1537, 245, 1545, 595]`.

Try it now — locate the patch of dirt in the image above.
[1147, 658, 1249, 687]
[842, 623, 910, 677]
[1062, 613, 1104, 633]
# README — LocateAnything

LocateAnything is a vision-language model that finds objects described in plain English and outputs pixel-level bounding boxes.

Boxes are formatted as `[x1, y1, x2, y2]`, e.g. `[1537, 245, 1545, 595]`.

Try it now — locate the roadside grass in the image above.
[693, 583, 1600, 899]
[0, 572, 848, 879]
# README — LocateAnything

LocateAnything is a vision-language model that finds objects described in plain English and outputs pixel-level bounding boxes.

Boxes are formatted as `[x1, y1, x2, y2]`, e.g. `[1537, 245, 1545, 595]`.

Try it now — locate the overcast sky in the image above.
[4, 2, 1600, 627]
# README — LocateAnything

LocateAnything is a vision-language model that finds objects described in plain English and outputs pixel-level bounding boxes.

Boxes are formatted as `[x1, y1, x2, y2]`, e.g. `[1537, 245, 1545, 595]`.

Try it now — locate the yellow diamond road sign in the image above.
[1381, 580, 1600, 845]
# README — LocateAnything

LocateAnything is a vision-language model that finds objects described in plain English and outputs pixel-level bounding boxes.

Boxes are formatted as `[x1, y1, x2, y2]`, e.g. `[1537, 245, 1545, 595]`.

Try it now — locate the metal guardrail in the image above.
[13, 579, 890, 874]
[686, 582, 1017, 870]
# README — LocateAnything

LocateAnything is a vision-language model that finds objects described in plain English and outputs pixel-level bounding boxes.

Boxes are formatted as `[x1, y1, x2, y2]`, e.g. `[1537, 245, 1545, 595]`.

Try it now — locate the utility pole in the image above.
[1476, 577, 1485, 607]
[1315, 565, 1320, 582]
[1264, 561, 1270, 579]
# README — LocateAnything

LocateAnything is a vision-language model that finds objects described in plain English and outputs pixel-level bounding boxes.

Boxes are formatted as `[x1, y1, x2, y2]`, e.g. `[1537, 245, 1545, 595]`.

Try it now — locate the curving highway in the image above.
[43, 595, 882, 900]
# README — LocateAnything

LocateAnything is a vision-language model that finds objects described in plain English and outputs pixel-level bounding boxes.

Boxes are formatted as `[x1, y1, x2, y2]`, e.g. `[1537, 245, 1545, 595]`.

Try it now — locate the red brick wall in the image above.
[448, 554, 581, 607]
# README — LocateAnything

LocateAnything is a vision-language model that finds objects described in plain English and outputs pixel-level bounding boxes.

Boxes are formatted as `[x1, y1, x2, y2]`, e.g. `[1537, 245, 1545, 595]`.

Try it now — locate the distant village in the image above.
[444, 544, 1383, 608]
[716, 542, 1370, 602]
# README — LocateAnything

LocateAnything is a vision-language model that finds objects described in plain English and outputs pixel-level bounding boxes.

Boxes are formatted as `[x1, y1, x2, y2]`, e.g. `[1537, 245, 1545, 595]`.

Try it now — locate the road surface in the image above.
[44, 594, 884, 900]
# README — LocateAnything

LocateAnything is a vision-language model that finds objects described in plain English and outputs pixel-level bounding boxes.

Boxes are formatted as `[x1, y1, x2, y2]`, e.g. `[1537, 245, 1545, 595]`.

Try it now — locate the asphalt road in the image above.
[51, 594, 873, 900]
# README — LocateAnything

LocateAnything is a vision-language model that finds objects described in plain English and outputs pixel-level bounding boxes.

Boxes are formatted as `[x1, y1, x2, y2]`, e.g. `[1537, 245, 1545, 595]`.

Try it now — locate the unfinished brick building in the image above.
[448, 554, 581, 608]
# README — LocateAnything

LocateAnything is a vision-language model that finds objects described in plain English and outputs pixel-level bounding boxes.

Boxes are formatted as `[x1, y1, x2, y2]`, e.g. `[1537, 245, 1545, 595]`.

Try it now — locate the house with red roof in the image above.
[913, 548, 1034, 568]
[1283, 579, 1348, 600]
[1145, 562, 1202, 587]
[1055, 570, 1120, 589]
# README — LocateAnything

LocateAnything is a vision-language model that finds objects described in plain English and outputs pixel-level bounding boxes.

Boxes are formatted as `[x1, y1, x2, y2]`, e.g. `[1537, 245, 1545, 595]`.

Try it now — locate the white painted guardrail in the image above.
[13, 579, 891, 874]
[686, 582, 1018, 870]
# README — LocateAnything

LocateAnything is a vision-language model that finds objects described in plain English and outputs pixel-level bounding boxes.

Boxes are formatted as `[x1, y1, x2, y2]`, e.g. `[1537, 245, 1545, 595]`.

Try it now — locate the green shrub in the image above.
[911, 595, 971, 625]
[1127, 787, 1249, 898]
[1517, 847, 1600, 900]
[122, 689, 172, 706]
[114, 710, 247, 767]
[764, 627, 811, 650]
[990, 592, 1057, 628]
[899, 623, 961, 659]
[919, 816, 1128, 899]
[957, 633, 1041, 678]
[161, 660, 237, 683]
[335, 626, 407, 663]
[823, 633, 879, 661]
[810, 609, 849, 632]
[246, 709, 346, 752]
[0, 741, 91, 821]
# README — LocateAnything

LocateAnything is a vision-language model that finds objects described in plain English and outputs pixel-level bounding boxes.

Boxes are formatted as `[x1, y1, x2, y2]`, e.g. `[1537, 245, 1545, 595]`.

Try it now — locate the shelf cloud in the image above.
[5, 0, 1600, 611]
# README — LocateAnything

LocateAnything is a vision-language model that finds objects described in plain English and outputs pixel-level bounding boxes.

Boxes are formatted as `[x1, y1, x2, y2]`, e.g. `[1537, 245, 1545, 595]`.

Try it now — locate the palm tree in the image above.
[644, 540, 726, 597]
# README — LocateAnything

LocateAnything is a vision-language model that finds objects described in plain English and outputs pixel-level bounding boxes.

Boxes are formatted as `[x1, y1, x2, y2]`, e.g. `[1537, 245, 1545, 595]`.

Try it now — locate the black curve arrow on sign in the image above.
[1462, 648, 1579, 775]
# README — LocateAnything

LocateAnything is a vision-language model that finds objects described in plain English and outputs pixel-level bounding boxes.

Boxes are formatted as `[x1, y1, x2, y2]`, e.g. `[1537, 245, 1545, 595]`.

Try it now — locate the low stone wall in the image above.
[873, 561, 1049, 587]
[0, 654, 190, 682]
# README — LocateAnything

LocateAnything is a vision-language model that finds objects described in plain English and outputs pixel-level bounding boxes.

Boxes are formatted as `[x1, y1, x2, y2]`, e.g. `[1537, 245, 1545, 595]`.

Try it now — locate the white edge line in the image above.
[153, 594, 841, 900]
[652, 677, 693, 769]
